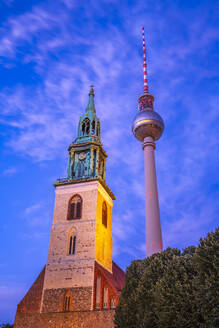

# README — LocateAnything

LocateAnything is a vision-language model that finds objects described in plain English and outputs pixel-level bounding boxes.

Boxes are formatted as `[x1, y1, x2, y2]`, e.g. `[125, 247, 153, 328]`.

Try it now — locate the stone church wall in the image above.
[43, 182, 99, 292]
[42, 287, 92, 312]
[14, 310, 115, 328]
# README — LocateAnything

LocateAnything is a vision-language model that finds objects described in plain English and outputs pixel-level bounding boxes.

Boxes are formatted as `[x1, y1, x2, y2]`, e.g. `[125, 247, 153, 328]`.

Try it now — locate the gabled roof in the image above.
[95, 261, 125, 295]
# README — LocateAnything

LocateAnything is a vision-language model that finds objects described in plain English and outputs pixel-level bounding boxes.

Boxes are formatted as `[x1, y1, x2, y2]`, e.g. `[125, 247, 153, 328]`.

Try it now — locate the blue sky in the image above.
[0, 0, 218, 323]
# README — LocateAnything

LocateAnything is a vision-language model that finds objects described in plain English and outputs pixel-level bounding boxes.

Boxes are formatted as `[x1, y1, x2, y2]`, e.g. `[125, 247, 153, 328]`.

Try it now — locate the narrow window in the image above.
[64, 296, 68, 311]
[64, 295, 71, 311]
[76, 202, 81, 218]
[69, 236, 72, 255]
[67, 296, 70, 310]
[86, 119, 90, 134]
[93, 149, 96, 176]
[92, 120, 95, 134]
[68, 195, 82, 220]
[82, 122, 85, 135]
[95, 276, 101, 309]
[68, 236, 76, 255]
[102, 201, 107, 227]
[110, 296, 116, 309]
[70, 203, 75, 218]
[103, 287, 108, 309]
[73, 236, 76, 254]
[97, 121, 100, 136]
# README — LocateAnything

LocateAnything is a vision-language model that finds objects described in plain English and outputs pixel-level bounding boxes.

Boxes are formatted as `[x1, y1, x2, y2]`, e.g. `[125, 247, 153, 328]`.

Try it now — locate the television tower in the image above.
[132, 27, 164, 257]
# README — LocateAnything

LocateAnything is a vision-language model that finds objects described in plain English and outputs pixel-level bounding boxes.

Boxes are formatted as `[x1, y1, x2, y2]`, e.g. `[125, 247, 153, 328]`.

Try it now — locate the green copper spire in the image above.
[63, 86, 107, 182]
[86, 85, 96, 113]
[74, 85, 101, 144]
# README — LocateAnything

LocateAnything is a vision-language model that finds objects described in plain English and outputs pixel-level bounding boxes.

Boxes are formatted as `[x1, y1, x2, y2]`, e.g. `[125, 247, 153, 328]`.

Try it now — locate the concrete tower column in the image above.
[143, 136, 162, 256]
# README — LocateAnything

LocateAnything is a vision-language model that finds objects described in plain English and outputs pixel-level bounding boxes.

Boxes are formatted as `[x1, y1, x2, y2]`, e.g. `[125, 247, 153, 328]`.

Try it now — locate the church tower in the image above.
[14, 86, 125, 328]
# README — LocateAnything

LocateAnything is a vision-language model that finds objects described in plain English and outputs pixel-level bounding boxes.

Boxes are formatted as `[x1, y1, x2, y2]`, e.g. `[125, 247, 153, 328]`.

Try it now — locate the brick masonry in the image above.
[14, 310, 115, 328]
[16, 267, 45, 314]
[42, 287, 92, 312]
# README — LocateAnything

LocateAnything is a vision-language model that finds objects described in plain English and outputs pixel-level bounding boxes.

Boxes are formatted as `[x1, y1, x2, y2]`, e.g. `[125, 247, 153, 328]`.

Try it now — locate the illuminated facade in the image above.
[14, 86, 125, 328]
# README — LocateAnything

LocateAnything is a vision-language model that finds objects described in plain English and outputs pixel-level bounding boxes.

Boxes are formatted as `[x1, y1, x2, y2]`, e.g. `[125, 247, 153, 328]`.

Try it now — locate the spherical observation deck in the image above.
[132, 110, 164, 142]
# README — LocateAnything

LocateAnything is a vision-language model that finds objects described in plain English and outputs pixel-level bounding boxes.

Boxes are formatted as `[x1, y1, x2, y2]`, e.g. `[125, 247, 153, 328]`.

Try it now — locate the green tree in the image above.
[115, 228, 218, 328]
[0, 324, 13, 328]
[193, 228, 219, 327]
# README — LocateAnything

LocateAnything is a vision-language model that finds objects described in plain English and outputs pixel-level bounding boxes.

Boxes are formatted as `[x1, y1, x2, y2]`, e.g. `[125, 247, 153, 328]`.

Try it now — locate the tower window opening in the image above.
[97, 121, 100, 137]
[93, 149, 96, 176]
[68, 195, 82, 220]
[82, 122, 85, 135]
[102, 201, 107, 227]
[68, 236, 76, 255]
[92, 120, 95, 134]
[81, 118, 90, 135]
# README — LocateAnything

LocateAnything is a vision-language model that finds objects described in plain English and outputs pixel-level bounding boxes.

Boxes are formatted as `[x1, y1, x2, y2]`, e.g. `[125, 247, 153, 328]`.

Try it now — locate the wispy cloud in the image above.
[2, 166, 18, 176]
[24, 203, 42, 215]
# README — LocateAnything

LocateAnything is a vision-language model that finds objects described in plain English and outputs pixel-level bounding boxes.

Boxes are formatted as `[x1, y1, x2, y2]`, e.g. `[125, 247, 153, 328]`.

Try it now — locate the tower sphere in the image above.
[132, 109, 164, 142]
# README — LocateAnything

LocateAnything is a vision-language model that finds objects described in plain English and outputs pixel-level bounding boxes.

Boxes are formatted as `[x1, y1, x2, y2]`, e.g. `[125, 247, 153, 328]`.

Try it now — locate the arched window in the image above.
[68, 235, 76, 255]
[63, 290, 71, 311]
[81, 118, 90, 135]
[68, 195, 82, 220]
[102, 201, 107, 227]
[67, 227, 77, 256]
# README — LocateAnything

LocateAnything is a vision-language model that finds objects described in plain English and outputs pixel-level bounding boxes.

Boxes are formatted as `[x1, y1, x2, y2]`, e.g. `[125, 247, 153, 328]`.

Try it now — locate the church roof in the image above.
[95, 261, 125, 294]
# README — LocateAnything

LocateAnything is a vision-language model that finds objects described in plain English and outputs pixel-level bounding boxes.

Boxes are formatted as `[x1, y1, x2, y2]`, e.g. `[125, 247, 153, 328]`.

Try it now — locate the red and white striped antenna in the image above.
[142, 26, 149, 93]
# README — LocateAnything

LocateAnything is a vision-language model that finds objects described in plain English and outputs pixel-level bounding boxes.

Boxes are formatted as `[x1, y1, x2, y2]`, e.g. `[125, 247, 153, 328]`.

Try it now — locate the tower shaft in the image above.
[143, 136, 163, 256]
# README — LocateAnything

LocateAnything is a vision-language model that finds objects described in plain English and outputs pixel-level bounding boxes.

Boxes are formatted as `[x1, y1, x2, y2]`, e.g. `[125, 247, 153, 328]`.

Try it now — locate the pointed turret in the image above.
[54, 86, 108, 183]
[75, 86, 100, 144]
[86, 85, 96, 113]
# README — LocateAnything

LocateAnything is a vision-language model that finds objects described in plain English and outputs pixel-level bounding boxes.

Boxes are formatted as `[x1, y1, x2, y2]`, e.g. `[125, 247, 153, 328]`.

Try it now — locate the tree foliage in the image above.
[0, 324, 13, 328]
[115, 228, 219, 328]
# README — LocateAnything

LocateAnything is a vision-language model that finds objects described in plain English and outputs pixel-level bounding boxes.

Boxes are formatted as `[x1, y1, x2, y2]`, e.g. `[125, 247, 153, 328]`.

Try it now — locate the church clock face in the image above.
[78, 152, 86, 161]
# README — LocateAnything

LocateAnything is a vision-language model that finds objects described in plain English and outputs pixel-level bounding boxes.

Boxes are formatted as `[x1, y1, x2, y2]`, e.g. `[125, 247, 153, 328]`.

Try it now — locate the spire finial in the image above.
[86, 84, 96, 113]
[142, 26, 149, 93]
[89, 84, 94, 95]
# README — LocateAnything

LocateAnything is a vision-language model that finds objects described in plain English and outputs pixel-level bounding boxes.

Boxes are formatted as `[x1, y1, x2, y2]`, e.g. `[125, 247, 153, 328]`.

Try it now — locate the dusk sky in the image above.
[0, 0, 218, 323]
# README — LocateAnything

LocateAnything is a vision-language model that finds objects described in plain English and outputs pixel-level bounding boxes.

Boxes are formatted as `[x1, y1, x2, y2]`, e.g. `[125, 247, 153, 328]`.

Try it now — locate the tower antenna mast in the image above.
[142, 26, 148, 93]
